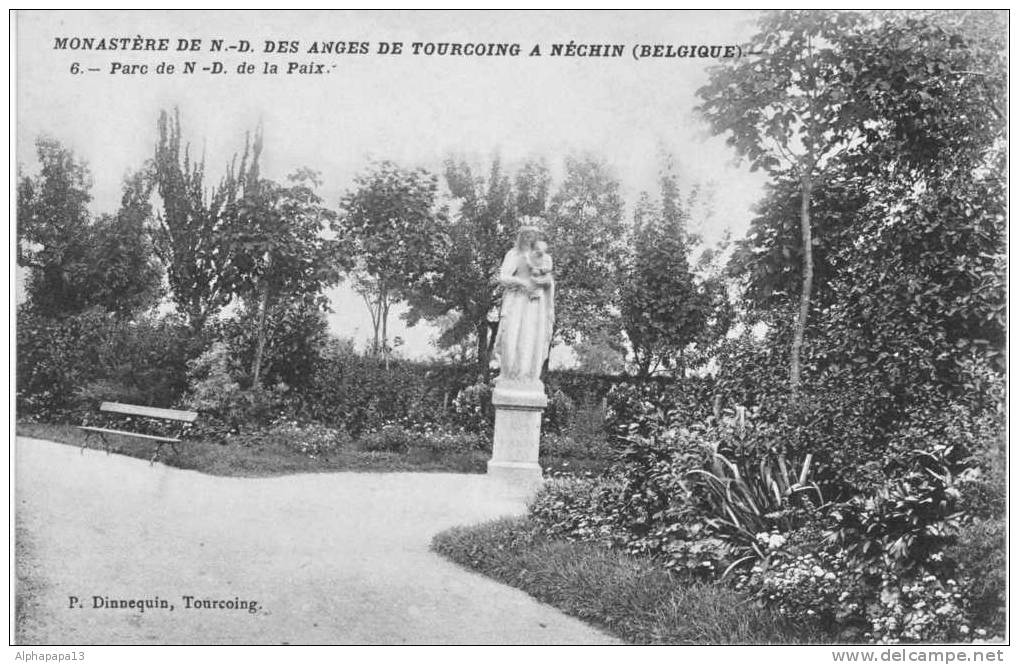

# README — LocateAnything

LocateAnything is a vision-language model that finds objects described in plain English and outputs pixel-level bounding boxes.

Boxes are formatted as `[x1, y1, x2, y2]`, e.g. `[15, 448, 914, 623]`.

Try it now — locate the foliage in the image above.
[604, 379, 714, 437]
[736, 522, 869, 639]
[697, 10, 866, 391]
[231, 169, 345, 385]
[16, 306, 192, 421]
[17, 136, 92, 315]
[151, 107, 260, 331]
[450, 379, 493, 432]
[17, 138, 162, 317]
[535, 403, 722, 574]
[620, 174, 710, 376]
[545, 154, 627, 344]
[182, 342, 287, 438]
[529, 477, 618, 543]
[737, 519, 986, 644]
[865, 575, 969, 644]
[700, 11, 1006, 394]
[17, 306, 108, 419]
[709, 327, 1005, 499]
[359, 423, 488, 455]
[573, 325, 626, 375]
[73, 313, 193, 409]
[217, 295, 331, 390]
[731, 169, 867, 314]
[231, 419, 352, 459]
[826, 445, 963, 578]
[432, 516, 821, 645]
[541, 388, 575, 434]
[294, 344, 475, 436]
[686, 451, 824, 566]
[540, 432, 612, 460]
[946, 518, 1005, 637]
[335, 160, 446, 358]
[402, 155, 521, 370]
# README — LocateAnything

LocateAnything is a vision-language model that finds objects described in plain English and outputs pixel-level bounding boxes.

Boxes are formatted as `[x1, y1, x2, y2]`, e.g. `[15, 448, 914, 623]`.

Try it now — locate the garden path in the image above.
[15, 436, 619, 645]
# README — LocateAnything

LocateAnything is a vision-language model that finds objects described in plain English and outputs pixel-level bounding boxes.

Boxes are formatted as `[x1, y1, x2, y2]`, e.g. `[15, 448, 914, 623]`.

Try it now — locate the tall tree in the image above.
[86, 169, 164, 316]
[233, 169, 344, 386]
[708, 11, 1005, 487]
[335, 161, 446, 363]
[810, 10, 1006, 381]
[697, 10, 865, 394]
[514, 157, 552, 218]
[573, 325, 626, 375]
[17, 137, 161, 317]
[402, 155, 519, 370]
[545, 154, 627, 345]
[151, 108, 260, 332]
[621, 174, 708, 377]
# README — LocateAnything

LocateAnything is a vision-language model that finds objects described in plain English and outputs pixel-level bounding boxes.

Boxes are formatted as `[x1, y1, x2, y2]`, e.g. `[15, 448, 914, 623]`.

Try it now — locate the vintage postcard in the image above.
[12, 8, 1008, 658]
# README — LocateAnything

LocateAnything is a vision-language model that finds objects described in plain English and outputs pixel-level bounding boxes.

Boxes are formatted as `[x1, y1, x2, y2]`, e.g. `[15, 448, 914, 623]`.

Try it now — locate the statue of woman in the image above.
[493, 223, 555, 386]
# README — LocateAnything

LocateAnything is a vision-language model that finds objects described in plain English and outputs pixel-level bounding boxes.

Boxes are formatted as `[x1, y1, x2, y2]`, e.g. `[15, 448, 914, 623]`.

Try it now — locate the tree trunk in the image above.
[251, 279, 270, 387]
[789, 170, 814, 395]
[381, 289, 390, 370]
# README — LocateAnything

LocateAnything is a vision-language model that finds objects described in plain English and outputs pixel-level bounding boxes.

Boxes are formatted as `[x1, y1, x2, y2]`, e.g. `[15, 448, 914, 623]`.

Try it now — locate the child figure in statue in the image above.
[527, 241, 553, 301]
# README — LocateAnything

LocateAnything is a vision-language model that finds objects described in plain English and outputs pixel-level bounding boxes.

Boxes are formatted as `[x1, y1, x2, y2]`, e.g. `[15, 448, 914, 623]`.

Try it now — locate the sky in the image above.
[15, 10, 769, 362]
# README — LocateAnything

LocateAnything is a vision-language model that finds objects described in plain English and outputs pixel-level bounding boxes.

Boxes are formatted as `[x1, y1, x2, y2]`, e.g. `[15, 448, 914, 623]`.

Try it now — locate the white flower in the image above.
[960, 625, 970, 634]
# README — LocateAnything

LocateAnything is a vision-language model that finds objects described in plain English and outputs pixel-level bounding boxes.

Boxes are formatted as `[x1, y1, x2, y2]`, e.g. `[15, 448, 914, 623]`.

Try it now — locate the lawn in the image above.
[16, 421, 611, 478]
[432, 516, 826, 645]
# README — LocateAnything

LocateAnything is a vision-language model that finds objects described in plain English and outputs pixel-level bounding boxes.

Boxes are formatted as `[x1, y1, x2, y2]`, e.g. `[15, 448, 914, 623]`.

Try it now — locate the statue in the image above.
[493, 224, 555, 387]
[488, 221, 553, 494]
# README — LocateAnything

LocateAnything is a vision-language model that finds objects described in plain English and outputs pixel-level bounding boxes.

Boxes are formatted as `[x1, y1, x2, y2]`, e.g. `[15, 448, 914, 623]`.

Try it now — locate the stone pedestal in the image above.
[487, 379, 546, 495]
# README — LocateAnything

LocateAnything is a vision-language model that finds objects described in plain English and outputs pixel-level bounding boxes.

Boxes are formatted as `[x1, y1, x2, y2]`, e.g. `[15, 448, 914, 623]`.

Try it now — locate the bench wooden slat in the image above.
[98, 402, 198, 423]
[77, 426, 181, 443]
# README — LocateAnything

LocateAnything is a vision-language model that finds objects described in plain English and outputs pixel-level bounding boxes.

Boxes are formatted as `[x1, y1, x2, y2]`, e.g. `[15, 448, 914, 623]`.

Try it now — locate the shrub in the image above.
[533, 415, 742, 579]
[736, 519, 870, 639]
[540, 432, 612, 459]
[183, 342, 286, 437]
[542, 388, 575, 434]
[432, 516, 821, 645]
[865, 575, 968, 644]
[296, 346, 476, 435]
[232, 419, 352, 459]
[563, 399, 611, 445]
[826, 445, 963, 578]
[359, 424, 414, 453]
[17, 306, 193, 422]
[359, 423, 489, 455]
[75, 314, 192, 410]
[412, 427, 489, 454]
[529, 476, 618, 542]
[450, 379, 493, 432]
[215, 298, 330, 391]
[604, 377, 715, 436]
[946, 517, 1006, 637]
[710, 328, 1006, 501]
[686, 450, 825, 566]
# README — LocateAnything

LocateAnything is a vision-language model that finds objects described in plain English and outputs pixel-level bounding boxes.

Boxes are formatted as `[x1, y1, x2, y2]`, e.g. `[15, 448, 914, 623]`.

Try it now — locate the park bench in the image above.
[78, 402, 198, 465]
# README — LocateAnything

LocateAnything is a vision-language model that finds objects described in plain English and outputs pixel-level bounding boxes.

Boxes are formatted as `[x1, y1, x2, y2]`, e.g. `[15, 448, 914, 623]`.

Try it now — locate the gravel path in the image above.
[14, 437, 619, 645]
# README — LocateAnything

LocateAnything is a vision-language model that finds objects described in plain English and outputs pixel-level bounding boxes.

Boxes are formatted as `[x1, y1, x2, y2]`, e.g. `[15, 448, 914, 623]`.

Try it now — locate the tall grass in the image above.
[432, 516, 824, 645]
